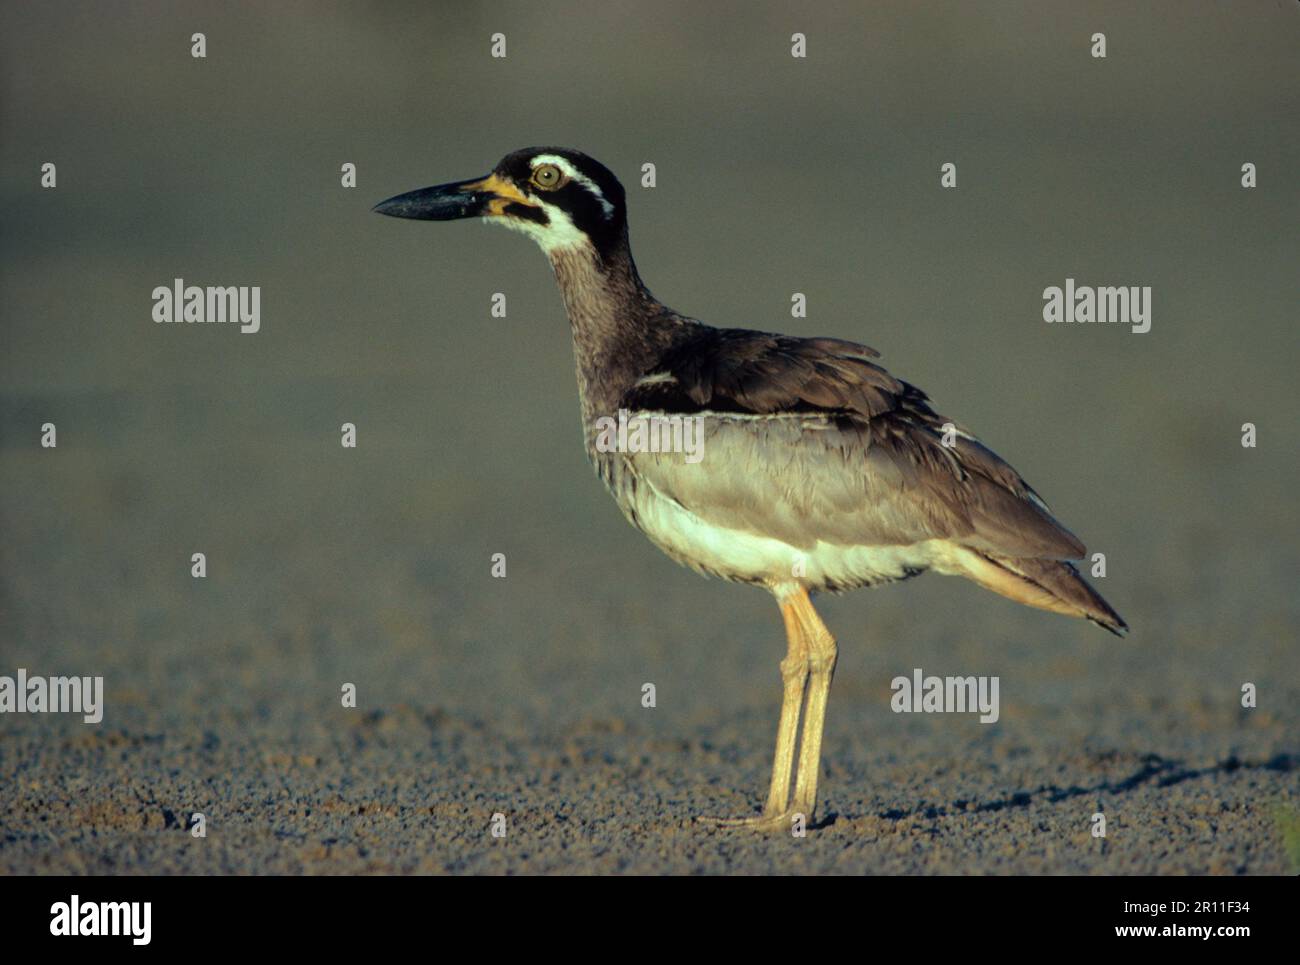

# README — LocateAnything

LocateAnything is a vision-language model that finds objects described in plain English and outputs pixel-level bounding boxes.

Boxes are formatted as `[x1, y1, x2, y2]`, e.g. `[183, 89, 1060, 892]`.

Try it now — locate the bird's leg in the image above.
[762, 600, 810, 816]
[698, 594, 808, 830]
[788, 589, 837, 823]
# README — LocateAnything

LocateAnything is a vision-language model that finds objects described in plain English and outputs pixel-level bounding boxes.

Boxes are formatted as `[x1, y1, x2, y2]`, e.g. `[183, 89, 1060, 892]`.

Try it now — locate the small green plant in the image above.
[1274, 805, 1300, 874]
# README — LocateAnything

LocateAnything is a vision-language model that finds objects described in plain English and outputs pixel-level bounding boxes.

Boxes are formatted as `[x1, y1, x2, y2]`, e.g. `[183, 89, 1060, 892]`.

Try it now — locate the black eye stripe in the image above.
[504, 202, 549, 225]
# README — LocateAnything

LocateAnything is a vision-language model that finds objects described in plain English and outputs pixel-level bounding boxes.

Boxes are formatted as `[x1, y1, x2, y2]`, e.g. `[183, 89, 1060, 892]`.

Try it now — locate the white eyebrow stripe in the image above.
[530, 154, 616, 218]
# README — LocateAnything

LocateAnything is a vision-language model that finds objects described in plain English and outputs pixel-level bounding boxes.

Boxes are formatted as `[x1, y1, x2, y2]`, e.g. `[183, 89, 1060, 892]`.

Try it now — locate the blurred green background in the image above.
[0, 1, 1296, 872]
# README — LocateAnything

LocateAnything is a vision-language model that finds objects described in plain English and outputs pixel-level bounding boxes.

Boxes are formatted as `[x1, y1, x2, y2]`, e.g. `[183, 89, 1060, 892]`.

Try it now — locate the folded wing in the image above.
[618, 327, 1087, 561]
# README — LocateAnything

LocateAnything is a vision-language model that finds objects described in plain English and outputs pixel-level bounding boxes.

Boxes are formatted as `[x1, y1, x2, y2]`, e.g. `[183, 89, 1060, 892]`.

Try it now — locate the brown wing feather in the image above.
[621, 327, 1086, 561]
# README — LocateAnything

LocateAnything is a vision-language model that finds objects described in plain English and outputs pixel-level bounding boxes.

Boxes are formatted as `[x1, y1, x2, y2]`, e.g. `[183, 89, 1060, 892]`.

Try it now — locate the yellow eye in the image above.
[532, 164, 563, 189]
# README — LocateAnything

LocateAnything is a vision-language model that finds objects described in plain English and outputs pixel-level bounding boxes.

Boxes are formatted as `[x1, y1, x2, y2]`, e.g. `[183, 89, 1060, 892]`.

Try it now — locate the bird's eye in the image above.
[532, 164, 563, 189]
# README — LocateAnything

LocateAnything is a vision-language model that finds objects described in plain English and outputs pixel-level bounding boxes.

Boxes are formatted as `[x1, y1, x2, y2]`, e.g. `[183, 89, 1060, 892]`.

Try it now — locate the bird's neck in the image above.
[546, 239, 684, 424]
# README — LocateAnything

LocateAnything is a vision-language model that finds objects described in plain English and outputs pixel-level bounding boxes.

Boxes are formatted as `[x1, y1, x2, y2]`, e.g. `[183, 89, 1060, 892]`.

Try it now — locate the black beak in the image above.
[372, 177, 491, 221]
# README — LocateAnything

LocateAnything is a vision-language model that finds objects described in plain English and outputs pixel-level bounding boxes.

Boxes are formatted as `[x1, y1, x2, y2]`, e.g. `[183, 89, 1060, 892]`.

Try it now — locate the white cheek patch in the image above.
[529, 154, 616, 219]
[485, 197, 592, 253]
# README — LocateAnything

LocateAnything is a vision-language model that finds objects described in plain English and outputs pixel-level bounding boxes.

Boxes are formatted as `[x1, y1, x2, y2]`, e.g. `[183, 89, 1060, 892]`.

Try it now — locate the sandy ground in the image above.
[1, 2, 1297, 874]
[1, 436, 1296, 874]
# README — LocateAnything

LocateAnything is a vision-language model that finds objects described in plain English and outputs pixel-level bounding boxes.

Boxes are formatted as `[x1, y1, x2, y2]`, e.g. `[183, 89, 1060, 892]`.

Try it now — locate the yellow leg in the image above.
[700, 588, 834, 832]
[788, 589, 837, 822]
[762, 601, 810, 815]
[701, 597, 809, 829]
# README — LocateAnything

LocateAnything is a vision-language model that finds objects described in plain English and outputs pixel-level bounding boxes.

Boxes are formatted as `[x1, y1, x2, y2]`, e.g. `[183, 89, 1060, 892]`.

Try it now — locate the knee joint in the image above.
[779, 654, 809, 682]
[807, 635, 837, 674]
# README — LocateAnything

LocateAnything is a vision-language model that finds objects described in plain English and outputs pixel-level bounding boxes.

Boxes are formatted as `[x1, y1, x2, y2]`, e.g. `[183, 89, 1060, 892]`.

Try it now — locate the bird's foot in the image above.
[696, 808, 811, 833]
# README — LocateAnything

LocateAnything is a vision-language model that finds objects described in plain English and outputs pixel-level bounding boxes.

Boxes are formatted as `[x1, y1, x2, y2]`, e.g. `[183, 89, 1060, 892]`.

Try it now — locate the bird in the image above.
[374, 147, 1127, 831]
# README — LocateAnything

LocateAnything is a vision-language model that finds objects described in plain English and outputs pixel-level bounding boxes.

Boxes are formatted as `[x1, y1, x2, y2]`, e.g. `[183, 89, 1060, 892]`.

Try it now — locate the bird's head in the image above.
[374, 147, 627, 257]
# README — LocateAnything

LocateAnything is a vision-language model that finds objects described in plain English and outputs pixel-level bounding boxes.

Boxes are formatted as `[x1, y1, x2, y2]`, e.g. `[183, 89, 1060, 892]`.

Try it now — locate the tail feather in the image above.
[952, 549, 1128, 636]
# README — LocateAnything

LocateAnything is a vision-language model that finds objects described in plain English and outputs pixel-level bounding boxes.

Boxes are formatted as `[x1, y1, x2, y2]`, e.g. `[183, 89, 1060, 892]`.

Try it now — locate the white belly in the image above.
[629, 478, 943, 592]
